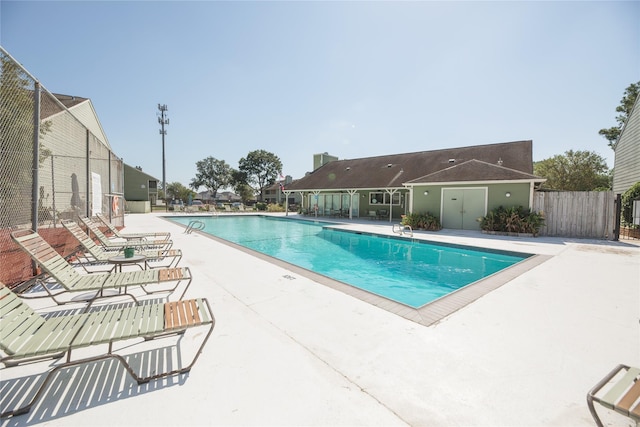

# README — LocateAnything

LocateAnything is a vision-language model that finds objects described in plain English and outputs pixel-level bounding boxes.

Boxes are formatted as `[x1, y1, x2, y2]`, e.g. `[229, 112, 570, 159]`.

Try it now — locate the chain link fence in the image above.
[0, 47, 123, 284]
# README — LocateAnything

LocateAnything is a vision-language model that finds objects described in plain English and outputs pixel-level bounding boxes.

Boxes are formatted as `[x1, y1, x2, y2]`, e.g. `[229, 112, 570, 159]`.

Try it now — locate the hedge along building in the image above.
[284, 140, 545, 230]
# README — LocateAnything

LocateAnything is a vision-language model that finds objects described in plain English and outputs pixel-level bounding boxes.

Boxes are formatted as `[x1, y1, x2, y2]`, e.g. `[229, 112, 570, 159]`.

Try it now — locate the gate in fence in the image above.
[533, 191, 616, 240]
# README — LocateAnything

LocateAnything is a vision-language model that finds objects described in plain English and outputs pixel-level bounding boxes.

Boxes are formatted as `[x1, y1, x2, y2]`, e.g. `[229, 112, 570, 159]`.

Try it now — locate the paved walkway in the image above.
[1, 213, 638, 426]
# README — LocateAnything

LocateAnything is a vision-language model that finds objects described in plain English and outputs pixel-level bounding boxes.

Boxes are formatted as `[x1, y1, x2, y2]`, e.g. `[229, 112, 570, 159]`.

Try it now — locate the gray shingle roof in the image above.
[286, 140, 536, 191]
[40, 93, 88, 119]
[406, 159, 543, 184]
[52, 93, 88, 109]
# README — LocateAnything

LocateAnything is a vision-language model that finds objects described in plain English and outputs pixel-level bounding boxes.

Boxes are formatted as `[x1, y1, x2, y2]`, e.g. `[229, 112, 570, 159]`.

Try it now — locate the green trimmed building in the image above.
[285, 140, 544, 230]
[123, 164, 160, 213]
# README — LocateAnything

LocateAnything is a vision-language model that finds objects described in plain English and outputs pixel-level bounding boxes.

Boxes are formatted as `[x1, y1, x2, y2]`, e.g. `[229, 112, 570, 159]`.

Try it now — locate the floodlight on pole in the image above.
[157, 104, 169, 203]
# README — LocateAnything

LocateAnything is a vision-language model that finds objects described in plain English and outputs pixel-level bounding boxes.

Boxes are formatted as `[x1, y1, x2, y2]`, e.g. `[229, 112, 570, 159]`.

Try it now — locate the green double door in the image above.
[441, 188, 487, 230]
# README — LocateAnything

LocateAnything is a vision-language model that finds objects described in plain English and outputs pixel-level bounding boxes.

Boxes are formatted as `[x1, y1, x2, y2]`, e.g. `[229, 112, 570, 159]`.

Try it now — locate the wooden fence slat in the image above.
[533, 191, 614, 239]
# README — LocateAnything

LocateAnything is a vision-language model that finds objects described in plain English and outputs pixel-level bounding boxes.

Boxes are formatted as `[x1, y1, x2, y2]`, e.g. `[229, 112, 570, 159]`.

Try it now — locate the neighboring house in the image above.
[263, 182, 280, 204]
[285, 140, 544, 230]
[262, 175, 301, 206]
[197, 190, 214, 203]
[195, 190, 244, 204]
[123, 164, 160, 213]
[613, 96, 640, 195]
[216, 191, 242, 204]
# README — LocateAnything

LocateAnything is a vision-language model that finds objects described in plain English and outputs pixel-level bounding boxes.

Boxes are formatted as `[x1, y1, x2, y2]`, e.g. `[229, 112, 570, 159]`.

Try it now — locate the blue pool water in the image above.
[168, 216, 529, 308]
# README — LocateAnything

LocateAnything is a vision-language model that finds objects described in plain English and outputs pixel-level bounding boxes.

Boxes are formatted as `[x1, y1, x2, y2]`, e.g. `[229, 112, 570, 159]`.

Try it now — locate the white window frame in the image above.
[369, 192, 400, 205]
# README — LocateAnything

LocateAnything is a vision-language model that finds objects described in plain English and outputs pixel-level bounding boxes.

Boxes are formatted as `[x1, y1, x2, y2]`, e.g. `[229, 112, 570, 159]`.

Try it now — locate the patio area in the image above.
[1, 212, 638, 426]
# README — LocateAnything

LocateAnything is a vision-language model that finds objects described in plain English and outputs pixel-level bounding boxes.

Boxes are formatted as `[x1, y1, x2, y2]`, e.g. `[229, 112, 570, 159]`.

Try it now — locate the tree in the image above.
[228, 169, 255, 202]
[190, 156, 232, 199]
[235, 183, 255, 202]
[238, 149, 283, 201]
[599, 81, 640, 150]
[534, 150, 611, 191]
[0, 51, 52, 227]
[165, 182, 195, 203]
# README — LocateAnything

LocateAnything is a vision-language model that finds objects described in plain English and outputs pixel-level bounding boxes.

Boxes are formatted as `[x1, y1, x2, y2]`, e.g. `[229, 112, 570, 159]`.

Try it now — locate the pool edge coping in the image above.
[163, 215, 552, 327]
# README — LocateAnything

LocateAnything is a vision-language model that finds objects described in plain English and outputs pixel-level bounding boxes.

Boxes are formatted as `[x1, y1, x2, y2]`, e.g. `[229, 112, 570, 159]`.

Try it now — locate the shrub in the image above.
[621, 182, 640, 227]
[478, 206, 545, 236]
[266, 203, 285, 212]
[401, 212, 442, 231]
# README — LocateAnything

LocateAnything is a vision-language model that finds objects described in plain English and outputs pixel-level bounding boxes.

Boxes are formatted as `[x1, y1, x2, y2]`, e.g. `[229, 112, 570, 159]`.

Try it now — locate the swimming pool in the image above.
[168, 215, 531, 308]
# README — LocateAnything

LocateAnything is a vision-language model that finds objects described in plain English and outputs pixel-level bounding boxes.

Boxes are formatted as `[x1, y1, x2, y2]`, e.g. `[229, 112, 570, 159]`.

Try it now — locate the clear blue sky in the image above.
[2, 1, 638, 191]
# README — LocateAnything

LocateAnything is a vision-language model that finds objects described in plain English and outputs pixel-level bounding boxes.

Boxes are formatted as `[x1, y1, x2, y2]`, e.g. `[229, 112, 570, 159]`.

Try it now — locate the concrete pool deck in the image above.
[1, 212, 638, 426]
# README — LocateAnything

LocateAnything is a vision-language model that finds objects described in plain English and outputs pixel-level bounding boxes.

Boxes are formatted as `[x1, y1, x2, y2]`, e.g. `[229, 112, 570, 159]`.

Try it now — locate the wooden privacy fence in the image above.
[533, 191, 615, 239]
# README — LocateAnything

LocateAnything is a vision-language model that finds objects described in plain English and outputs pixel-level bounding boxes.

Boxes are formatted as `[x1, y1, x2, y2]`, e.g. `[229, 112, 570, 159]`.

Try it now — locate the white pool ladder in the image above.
[392, 223, 413, 237]
[184, 219, 205, 234]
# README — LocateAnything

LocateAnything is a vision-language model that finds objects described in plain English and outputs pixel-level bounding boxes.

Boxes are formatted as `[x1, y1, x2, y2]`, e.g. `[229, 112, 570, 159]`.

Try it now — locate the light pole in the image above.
[157, 104, 169, 206]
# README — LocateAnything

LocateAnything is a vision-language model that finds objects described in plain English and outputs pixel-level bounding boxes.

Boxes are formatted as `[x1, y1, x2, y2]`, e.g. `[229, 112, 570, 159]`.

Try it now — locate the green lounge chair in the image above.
[11, 229, 192, 306]
[0, 283, 214, 418]
[79, 216, 172, 251]
[95, 213, 171, 241]
[61, 220, 182, 271]
[587, 364, 640, 426]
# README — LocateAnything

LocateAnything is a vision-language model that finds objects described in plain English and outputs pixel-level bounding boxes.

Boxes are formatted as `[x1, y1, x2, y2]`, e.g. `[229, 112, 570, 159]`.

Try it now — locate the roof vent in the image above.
[387, 163, 393, 168]
[448, 159, 455, 164]
[345, 167, 351, 171]
[497, 158, 503, 166]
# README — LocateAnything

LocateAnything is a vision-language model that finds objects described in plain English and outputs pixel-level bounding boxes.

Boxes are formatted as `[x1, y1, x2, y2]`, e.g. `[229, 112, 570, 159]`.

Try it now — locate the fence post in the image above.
[31, 82, 40, 232]
[30, 82, 41, 275]
[85, 129, 90, 218]
[613, 193, 621, 241]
